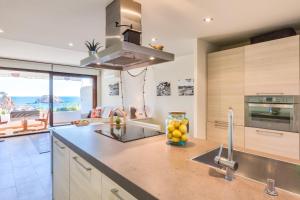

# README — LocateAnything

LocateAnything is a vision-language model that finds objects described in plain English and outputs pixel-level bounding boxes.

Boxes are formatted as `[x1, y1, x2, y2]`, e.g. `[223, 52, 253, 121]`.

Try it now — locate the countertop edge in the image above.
[52, 131, 158, 200]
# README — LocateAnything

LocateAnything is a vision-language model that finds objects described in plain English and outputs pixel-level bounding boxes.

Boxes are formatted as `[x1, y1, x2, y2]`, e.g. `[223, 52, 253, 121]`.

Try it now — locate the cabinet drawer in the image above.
[70, 151, 101, 200]
[245, 127, 299, 159]
[53, 138, 68, 157]
[207, 122, 245, 148]
[102, 175, 137, 200]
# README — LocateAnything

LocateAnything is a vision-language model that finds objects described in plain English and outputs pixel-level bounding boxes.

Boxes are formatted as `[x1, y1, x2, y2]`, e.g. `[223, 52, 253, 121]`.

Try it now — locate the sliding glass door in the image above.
[0, 68, 97, 137]
[0, 70, 49, 136]
[52, 75, 94, 126]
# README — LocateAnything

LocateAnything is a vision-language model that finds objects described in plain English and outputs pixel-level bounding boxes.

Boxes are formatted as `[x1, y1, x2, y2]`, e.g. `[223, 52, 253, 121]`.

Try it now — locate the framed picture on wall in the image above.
[156, 81, 171, 96]
[177, 79, 194, 96]
[108, 82, 119, 96]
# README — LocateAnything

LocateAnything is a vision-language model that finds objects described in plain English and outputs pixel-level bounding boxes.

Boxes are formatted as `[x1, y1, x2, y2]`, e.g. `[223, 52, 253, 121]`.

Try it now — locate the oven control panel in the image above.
[246, 96, 296, 104]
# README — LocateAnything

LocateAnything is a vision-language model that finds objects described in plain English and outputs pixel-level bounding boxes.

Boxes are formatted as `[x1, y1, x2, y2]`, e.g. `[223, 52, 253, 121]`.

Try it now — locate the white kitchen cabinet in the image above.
[245, 35, 300, 95]
[53, 138, 70, 200]
[70, 151, 102, 200]
[53, 136, 139, 200]
[245, 127, 300, 160]
[102, 174, 137, 200]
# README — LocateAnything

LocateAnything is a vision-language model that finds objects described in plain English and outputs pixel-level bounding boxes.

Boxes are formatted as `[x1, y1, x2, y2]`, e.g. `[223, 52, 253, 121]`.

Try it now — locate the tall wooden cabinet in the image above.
[207, 47, 245, 148]
[207, 35, 300, 158]
[245, 35, 300, 95]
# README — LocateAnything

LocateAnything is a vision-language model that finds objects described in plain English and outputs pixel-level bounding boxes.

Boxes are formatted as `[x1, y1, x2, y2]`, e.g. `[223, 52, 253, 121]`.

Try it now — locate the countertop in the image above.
[52, 125, 300, 200]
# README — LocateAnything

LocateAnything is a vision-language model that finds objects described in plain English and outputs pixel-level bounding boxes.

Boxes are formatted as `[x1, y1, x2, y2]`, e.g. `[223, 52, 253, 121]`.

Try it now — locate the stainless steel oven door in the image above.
[245, 103, 299, 132]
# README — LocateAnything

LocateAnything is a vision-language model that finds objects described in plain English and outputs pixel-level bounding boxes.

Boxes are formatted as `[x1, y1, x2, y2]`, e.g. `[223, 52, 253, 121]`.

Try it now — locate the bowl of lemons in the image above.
[166, 116, 189, 146]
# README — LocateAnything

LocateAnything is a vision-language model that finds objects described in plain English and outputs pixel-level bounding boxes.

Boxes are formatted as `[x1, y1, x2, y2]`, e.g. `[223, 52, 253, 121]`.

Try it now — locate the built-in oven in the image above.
[245, 96, 300, 133]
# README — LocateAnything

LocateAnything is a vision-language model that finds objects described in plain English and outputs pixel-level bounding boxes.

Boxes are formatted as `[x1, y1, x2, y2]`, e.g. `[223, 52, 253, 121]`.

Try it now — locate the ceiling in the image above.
[1, 0, 300, 56]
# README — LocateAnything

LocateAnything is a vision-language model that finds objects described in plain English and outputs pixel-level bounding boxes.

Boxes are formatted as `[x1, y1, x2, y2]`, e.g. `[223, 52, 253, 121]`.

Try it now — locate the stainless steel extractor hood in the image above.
[80, 0, 175, 70]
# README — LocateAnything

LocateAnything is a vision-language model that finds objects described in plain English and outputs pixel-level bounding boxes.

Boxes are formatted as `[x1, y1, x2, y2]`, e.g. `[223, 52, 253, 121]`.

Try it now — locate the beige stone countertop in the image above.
[52, 125, 300, 200]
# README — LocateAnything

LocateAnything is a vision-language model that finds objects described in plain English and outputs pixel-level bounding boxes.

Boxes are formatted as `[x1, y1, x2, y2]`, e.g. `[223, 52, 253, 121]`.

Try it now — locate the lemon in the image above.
[174, 121, 181, 129]
[167, 124, 175, 132]
[167, 133, 172, 139]
[168, 120, 175, 125]
[181, 134, 188, 142]
[172, 129, 182, 138]
[179, 124, 187, 134]
[181, 118, 189, 126]
[171, 137, 180, 143]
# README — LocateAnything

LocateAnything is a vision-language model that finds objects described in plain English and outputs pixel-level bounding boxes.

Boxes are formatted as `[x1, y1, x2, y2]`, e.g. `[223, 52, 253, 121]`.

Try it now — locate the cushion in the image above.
[90, 108, 102, 118]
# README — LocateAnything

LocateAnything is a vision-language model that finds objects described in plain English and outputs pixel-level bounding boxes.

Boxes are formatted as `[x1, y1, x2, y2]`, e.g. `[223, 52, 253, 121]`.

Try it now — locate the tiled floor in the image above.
[0, 134, 52, 200]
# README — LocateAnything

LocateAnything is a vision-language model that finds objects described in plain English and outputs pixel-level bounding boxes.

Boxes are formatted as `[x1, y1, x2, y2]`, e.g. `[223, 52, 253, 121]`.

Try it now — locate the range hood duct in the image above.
[80, 0, 175, 70]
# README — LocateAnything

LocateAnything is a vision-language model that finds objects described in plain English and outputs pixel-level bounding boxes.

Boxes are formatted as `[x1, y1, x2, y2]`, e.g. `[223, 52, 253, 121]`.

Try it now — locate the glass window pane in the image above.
[53, 75, 93, 125]
[0, 70, 49, 137]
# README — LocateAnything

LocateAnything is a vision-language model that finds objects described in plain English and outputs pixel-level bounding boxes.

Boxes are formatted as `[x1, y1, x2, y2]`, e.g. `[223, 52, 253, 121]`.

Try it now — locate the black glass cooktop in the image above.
[95, 124, 164, 143]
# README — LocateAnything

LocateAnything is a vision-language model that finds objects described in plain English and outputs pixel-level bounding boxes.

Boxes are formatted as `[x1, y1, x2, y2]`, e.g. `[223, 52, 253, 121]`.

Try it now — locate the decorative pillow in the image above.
[129, 107, 137, 119]
[101, 106, 113, 118]
[90, 108, 101, 118]
[112, 108, 126, 117]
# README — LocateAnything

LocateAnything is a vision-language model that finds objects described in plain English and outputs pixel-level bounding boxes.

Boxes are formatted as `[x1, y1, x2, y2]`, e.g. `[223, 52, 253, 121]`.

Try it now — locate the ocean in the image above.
[11, 96, 80, 111]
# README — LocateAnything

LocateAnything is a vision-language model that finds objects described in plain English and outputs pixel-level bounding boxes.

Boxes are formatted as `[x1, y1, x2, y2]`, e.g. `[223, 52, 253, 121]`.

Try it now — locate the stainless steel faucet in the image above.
[214, 107, 238, 181]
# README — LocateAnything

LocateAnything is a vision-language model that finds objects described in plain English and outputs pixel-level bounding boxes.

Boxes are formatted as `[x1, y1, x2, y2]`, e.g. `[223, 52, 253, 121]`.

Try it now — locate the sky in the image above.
[0, 76, 91, 97]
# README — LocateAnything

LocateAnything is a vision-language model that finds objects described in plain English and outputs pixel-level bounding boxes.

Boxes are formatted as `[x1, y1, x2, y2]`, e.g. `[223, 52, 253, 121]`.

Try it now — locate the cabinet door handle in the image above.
[72, 156, 92, 171]
[214, 124, 228, 129]
[111, 188, 125, 200]
[255, 130, 283, 137]
[214, 120, 228, 125]
[54, 141, 65, 149]
[214, 121, 228, 129]
[214, 120, 237, 126]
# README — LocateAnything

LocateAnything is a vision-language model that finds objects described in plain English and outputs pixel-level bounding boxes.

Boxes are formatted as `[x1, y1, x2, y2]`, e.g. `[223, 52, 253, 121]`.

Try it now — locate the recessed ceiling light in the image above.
[203, 17, 213, 23]
[151, 38, 157, 42]
[149, 56, 155, 60]
[68, 42, 74, 47]
[0, 29, 4, 33]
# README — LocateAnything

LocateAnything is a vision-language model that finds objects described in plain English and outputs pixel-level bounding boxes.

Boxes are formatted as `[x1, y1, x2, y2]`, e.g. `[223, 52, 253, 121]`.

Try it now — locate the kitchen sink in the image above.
[193, 147, 300, 195]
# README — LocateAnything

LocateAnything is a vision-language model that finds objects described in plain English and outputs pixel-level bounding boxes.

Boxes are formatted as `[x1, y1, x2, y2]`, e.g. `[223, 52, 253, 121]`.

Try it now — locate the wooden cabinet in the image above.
[70, 151, 102, 200]
[53, 138, 70, 200]
[207, 47, 245, 126]
[102, 175, 137, 200]
[207, 122, 244, 148]
[245, 35, 300, 95]
[245, 127, 299, 159]
[207, 47, 245, 147]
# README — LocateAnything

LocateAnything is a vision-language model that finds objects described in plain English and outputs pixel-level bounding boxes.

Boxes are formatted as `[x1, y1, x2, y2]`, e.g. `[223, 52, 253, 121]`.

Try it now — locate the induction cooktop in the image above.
[95, 124, 164, 143]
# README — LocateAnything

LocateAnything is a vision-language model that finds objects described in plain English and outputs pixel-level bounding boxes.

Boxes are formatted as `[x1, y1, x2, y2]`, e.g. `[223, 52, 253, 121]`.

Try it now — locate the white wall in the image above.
[101, 70, 123, 107]
[101, 54, 195, 135]
[152, 55, 194, 134]
[0, 38, 87, 66]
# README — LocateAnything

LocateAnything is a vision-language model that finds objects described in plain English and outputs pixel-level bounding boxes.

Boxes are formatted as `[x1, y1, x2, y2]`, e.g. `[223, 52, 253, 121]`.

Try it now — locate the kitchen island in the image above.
[52, 124, 300, 200]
